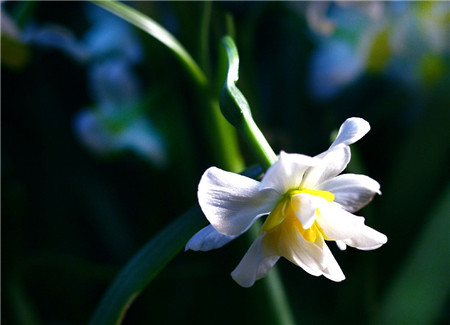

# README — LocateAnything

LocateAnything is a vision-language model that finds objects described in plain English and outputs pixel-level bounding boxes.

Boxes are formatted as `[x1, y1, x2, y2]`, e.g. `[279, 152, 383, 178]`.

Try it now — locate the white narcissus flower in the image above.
[186, 117, 387, 287]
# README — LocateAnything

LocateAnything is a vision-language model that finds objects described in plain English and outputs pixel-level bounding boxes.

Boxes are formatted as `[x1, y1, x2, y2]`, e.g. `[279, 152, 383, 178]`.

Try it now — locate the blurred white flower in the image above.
[187, 118, 387, 287]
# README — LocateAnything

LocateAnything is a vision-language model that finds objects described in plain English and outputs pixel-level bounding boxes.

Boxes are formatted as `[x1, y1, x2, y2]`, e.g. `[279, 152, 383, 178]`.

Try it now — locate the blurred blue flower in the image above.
[82, 5, 142, 63]
[304, 2, 382, 99]
[304, 1, 449, 99]
[75, 56, 167, 167]
[22, 4, 142, 63]
[75, 107, 166, 167]
[22, 23, 89, 61]
[309, 40, 364, 99]
[21, 3, 167, 166]
[88, 58, 140, 108]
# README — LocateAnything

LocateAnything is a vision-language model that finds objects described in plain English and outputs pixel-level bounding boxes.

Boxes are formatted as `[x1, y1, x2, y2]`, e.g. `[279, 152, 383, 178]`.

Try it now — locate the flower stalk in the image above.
[220, 36, 278, 171]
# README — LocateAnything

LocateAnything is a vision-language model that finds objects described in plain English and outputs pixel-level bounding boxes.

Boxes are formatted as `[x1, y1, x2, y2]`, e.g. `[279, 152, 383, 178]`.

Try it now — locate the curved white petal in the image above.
[316, 201, 366, 240]
[321, 243, 346, 282]
[198, 167, 279, 236]
[301, 118, 370, 188]
[278, 224, 326, 276]
[342, 226, 387, 250]
[336, 240, 347, 251]
[260, 151, 319, 194]
[318, 174, 381, 212]
[316, 201, 387, 250]
[185, 225, 238, 252]
[278, 223, 345, 281]
[330, 117, 370, 148]
[231, 235, 279, 288]
[302, 144, 351, 188]
[291, 193, 317, 229]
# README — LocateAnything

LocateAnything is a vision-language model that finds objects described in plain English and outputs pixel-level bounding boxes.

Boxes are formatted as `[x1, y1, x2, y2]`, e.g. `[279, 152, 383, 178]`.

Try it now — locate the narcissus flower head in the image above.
[186, 118, 387, 287]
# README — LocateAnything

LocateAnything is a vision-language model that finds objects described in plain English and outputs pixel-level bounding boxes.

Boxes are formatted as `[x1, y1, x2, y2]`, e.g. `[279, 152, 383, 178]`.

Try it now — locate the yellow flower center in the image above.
[261, 188, 335, 244]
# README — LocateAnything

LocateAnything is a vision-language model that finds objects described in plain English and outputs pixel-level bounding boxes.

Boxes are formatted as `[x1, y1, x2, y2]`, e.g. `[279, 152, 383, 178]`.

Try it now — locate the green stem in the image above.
[91, 0, 208, 90]
[220, 35, 278, 170]
[264, 270, 297, 325]
[207, 98, 245, 172]
[249, 222, 297, 325]
[199, 1, 212, 78]
[241, 115, 278, 170]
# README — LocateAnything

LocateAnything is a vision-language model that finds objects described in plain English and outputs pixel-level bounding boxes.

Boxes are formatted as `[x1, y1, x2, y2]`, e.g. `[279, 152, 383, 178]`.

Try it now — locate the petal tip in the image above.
[332, 117, 371, 148]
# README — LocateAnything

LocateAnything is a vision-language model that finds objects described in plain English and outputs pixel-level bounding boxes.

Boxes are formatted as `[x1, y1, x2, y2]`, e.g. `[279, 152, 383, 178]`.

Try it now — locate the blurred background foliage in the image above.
[2, 1, 449, 324]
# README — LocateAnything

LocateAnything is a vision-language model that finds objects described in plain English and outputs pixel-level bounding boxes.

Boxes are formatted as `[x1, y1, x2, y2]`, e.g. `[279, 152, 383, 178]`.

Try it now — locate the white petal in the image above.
[315, 201, 366, 240]
[342, 226, 388, 250]
[330, 117, 370, 148]
[321, 243, 346, 282]
[301, 118, 370, 188]
[260, 151, 319, 193]
[198, 167, 279, 236]
[278, 224, 326, 276]
[336, 240, 347, 251]
[231, 235, 279, 287]
[185, 225, 238, 252]
[290, 193, 317, 229]
[279, 224, 345, 281]
[301, 145, 351, 188]
[318, 174, 381, 212]
[316, 201, 387, 249]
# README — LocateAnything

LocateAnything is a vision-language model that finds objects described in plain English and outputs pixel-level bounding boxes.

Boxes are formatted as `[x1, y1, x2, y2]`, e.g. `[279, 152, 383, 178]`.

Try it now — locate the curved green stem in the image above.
[220, 35, 278, 170]
[248, 222, 297, 325]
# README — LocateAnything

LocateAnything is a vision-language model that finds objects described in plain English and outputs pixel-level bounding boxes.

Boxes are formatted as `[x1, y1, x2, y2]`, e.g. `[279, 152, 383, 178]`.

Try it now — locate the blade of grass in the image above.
[91, 0, 208, 90]
[88, 204, 207, 325]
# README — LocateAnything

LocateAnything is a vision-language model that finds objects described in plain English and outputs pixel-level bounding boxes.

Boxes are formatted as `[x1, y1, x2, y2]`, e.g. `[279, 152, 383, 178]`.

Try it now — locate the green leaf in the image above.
[88, 166, 263, 325]
[91, 0, 207, 89]
[88, 204, 207, 325]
